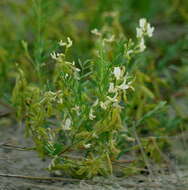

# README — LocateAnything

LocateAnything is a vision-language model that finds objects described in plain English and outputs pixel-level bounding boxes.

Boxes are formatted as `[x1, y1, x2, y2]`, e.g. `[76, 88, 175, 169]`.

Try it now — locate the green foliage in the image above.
[12, 18, 170, 178]
[1, 0, 188, 179]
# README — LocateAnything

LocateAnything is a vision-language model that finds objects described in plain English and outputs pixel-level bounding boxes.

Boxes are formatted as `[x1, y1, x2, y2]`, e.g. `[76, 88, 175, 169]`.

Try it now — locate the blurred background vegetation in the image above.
[0, 0, 188, 135]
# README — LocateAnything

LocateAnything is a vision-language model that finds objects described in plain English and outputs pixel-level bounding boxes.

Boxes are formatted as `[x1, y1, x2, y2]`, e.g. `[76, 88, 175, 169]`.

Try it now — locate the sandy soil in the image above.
[0, 118, 188, 190]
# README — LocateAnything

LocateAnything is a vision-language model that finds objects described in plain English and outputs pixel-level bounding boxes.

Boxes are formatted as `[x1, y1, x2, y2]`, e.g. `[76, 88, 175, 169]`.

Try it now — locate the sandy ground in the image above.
[0, 118, 188, 190]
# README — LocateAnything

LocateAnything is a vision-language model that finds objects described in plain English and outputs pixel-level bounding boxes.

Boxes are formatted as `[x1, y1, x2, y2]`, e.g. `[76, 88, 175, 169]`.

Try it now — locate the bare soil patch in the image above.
[0, 119, 188, 190]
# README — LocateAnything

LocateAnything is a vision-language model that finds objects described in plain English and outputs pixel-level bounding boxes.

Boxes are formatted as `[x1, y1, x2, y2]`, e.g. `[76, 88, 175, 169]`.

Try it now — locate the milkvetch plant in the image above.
[12, 18, 167, 178]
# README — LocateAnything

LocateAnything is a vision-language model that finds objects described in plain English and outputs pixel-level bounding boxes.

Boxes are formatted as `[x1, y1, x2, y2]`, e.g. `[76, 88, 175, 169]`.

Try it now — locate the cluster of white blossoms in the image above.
[54, 19, 153, 123]
[50, 52, 64, 60]
[39, 90, 63, 105]
[59, 37, 73, 48]
[50, 37, 81, 81]
[136, 18, 154, 52]
[50, 37, 73, 60]
[83, 143, 91, 149]
[89, 66, 133, 120]
[101, 66, 133, 110]
[89, 108, 96, 120]
[111, 67, 133, 91]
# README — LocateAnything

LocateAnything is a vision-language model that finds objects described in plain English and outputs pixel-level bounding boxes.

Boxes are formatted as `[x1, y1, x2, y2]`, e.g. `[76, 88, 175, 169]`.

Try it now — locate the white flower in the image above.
[100, 101, 109, 110]
[139, 18, 147, 28]
[118, 79, 133, 91]
[113, 67, 122, 80]
[100, 101, 107, 110]
[62, 118, 72, 130]
[72, 105, 80, 111]
[59, 40, 67, 47]
[65, 73, 69, 78]
[57, 53, 64, 57]
[67, 37, 73, 48]
[139, 38, 146, 52]
[89, 108, 96, 120]
[50, 52, 64, 60]
[75, 67, 81, 72]
[146, 23, 154, 37]
[136, 18, 154, 39]
[100, 93, 118, 110]
[136, 27, 143, 38]
[118, 83, 130, 90]
[72, 61, 75, 65]
[108, 82, 116, 93]
[126, 50, 133, 57]
[84, 144, 91, 148]
[50, 52, 58, 60]
[107, 93, 118, 103]
[91, 28, 101, 36]
[59, 37, 73, 48]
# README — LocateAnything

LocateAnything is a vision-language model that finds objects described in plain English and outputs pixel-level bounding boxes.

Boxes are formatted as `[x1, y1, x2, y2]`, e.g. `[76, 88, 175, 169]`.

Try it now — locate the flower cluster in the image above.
[88, 66, 133, 120]
[51, 37, 81, 81]
[136, 18, 154, 52]
[124, 18, 154, 59]
[100, 66, 133, 109]
[136, 18, 154, 38]
[50, 52, 64, 60]
[50, 37, 73, 60]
